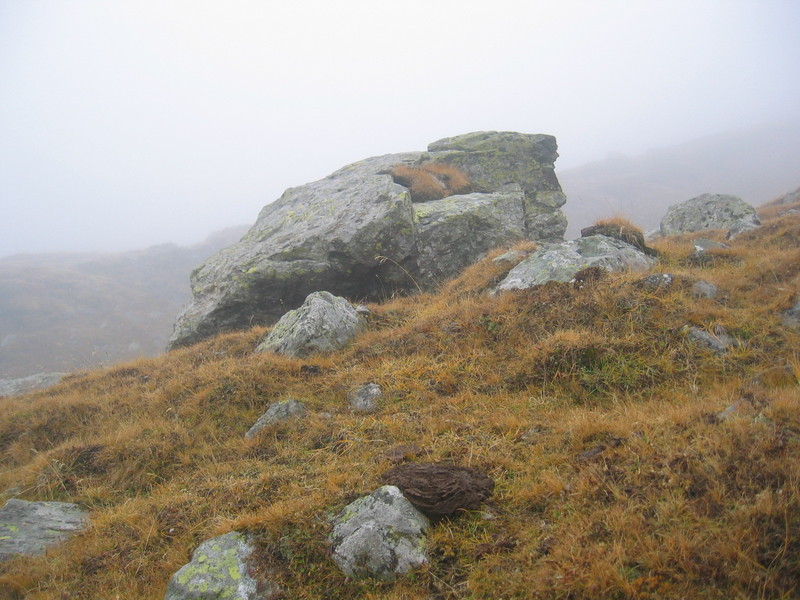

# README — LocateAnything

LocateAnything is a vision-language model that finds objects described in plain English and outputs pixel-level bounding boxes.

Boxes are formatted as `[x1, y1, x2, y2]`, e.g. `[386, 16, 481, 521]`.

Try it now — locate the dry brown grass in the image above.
[1, 206, 799, 598]
[391, 163, 472, 202]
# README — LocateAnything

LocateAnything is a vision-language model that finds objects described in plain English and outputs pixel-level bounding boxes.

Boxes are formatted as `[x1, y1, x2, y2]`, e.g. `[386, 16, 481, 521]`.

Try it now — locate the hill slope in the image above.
[0, 226, 248, 379]
[0, 202, 798, 598]
[559, 121, 800, 236]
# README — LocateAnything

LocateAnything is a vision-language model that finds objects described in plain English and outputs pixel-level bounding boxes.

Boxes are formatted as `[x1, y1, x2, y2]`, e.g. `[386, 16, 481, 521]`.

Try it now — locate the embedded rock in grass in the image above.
[245, 398, 307, 439]
[348, 383, 382, 413]
[782, 297, 800, 329]
[685, 325, 738, 354]
[329, 485, 429, 581]
[168, 131, 567, 349]
[164, 531, 279, 600]
[660, 193, 760, 237]
[0, 499, 89, 561]
[379, 463, 495, 519]
[255, 292, 366, 358]
[692, 281, 719, 299]
[493, 235, 656, 292]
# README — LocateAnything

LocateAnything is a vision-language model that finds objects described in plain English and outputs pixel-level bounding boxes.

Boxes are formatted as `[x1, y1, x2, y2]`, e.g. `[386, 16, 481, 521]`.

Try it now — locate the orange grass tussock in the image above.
[0, 201, 799, 599]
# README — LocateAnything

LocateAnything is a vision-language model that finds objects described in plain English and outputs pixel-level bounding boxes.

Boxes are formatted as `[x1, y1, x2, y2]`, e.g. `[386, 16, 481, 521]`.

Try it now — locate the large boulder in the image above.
[660, 193, 760, 237]
[164, 531, 279, 600]
[0, 499, 89, 561]
[329, 485, 429, 581]
[494, 235, 656, 292]
[255, 291, 366, 358]
[169, 132, 567, 348]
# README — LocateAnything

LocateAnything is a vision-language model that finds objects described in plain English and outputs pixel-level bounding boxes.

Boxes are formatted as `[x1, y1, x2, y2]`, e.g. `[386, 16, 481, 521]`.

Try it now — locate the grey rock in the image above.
[660, 193, 760, 236]
[692, 238, 729, 253]
[414, 185, 526, 286]
[492, 250, 529, 265]
[725, 217, 760, 239]
[348, 383, 382, 413]
[638, 273, 675, 291]
[0, 372, 68, 397]
[256, 292, 366, 358]
[685, 325, 737, 354]
[494, 235, 656, 292]
[169, 132, 567, 349]
[692, 281, 718, 299]
[164, 531, 279, 600]
[329, 485, 429, 581]
[245, 398, 306, 439]
[0, 499, 89, 561]
[782, 297, 800, 328]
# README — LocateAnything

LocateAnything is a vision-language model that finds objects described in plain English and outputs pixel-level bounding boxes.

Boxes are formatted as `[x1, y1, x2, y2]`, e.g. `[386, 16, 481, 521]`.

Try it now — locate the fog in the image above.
[1, 0, 798, 257]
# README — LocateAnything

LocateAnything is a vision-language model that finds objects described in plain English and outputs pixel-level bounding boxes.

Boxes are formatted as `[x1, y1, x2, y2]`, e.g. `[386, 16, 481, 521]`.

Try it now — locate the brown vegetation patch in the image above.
[391, 162, 472, 202]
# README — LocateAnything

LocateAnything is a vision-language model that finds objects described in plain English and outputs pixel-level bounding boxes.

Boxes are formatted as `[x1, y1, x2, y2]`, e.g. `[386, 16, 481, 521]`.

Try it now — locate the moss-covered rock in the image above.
[0, 499, 89, 562]
[164, 531, 278, 600]
[494, 235, 656, 292]
[329, 485, 429, 581]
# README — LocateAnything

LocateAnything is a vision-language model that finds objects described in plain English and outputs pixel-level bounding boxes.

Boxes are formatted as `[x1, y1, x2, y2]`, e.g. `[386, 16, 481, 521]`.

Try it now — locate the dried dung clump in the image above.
[379, 463, 494, 518]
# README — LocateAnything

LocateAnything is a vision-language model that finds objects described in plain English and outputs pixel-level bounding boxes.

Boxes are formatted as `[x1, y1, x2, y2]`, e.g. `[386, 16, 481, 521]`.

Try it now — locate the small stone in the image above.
[685, 325, 737, 354]
[256, 291, 367, 358]
[638, 273, 675, 291]
[692, 281, 718, 299]
[348, 383, 382, 412]
[245, 398, 306, 439]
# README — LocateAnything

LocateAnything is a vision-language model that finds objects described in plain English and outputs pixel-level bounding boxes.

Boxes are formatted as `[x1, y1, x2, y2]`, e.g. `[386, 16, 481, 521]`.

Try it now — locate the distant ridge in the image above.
[0, 225, 248, 378]
[559, 120, 800, 236]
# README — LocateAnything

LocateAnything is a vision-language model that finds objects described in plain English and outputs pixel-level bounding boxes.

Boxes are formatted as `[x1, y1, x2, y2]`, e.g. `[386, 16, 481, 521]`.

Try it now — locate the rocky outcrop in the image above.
[255, 292, 366, 358]
[493, 235, 656, 292]
[329, 485, 429, 581]
[660, 194, 760, 237]
[169, 132, 567, 348]
[164, 531, 279, 600]
[379, 463, 495, 519]
[245, 398, 307, 439]
[0, 499, 89, 561]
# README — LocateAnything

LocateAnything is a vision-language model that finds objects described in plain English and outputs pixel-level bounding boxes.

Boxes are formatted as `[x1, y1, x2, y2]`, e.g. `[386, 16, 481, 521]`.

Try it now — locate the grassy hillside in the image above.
[0, 201, 798, 599]
[0, 227, 247, 379]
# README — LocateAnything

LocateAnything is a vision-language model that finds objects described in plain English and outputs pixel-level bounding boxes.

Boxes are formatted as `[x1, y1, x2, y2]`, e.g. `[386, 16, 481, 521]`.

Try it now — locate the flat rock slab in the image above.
[494, 234, 655, 292]
[0, 499, 89, 561]
[380, 463, 495, 518]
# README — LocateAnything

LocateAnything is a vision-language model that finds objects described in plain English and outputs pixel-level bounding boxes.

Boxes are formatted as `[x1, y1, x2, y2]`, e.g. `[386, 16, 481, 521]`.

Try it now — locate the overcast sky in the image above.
[1, 1, 798, 257]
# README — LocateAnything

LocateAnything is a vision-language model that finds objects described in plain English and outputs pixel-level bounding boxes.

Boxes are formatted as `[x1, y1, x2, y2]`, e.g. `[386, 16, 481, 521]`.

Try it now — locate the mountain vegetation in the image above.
[0, 195, 798, 598]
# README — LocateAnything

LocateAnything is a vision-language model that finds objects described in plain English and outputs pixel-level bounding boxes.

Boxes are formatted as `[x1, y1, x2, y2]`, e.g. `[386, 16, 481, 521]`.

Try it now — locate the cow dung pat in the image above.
[379, 463, 494, 518]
